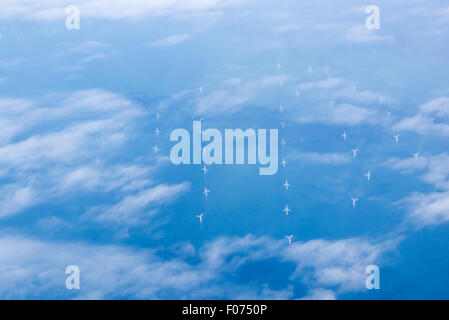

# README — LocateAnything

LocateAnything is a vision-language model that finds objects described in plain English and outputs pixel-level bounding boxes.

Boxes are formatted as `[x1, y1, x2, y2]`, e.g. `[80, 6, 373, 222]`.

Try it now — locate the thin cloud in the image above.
[0, 89, 151, 219]
[148, 34, 190, 47]
[296, 103, 386, 126]
[89, 183, 191, 226]
[345, 25, 395, 43]
[400, 191, 449, 227]
[0, 0, 249, 21]
[0, 58, 22, 69]
[0, 233, 395, 299]
[289, 151, 351, 165]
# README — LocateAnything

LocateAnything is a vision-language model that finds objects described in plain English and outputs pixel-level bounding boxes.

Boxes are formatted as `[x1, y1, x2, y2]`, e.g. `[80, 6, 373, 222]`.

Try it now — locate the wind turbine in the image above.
[394, 135, 399, 143]
[285, 235, 294, 245]
[413, 152, 420, 159]
[153, 145, 159, 153]
[283, 180, 290, 191]
[155, 128, 160, 136]
[351, 197, 359, 208]
[201, 165, 208, 175]
[203, 187, 210, 197]
[156, 112, 160, 121]
[281, 158, 287, 168]
[352, 148, 358, 157]
[196, 213, 204, 224]
[364, 171, 371, 181]
[281, 139, 286, 148]
[283, 204, 291, 216]
[342, 132, 348, 140]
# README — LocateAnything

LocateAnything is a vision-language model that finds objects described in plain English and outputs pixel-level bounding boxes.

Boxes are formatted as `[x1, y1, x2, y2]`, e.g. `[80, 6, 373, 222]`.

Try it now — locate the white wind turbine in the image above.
[283, 204, 291, 216]
[196, 213, 204, 224]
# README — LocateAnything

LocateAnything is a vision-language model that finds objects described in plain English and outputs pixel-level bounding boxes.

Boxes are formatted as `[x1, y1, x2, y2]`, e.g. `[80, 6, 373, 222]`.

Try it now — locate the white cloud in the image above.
[386, 154, 449, 190]
[192, 74, 291, 115]
[0, 0, 248, 21]
[273, 23, 302, 33]
[394, 97, 449, 137]
[37, 216, 71, 231]
[300, 288, 336, 300]
[394, 114, 449, 137]
[0, 89, 153, 219]
[298, 77, 346, 91]
[401, 191, 449, 227]
[439, 6, 449, 20]
[0, 58, 22, 69]
[0, 233, 395, 299]
[420, 96, 449, 118]
[345, 25, 395, 43]
[0, 235, 207, 299]
[195, 90, 250, 115]
[0, 184, 36, 218]
[148, 34, 190, 47]
[297, 103, 385, 126]
[387, 153, 449, 227]
[282, 238, 392, 292]
[200, 234, 395, 297]
[79, 53, 105, 64]
[255, 74, 290, 88]
[297, 77, 394, 105]
[289, 151, 351, 165]
[71, 41, 109, 53]
[89, 183, 190, 225]
[222, 77, 243, 86]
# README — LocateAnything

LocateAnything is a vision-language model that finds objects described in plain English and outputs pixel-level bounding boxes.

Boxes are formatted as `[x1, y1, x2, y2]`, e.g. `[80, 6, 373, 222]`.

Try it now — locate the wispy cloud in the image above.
[192, 74, 291, 115]
[148, 34, 190, 47]
[345, 25, 395, 43]
[0, 58, 22, 69]
[297, 103, 387, 126]
[420, 97, 449, 118]
[195, 90, 250, 115]
[289, 151, 351, 165]
[387, 153, 449, 227]
[394, 97, 449, 136]
[88, 183, 190, 226]
[400, 191, 449, 227]
[386, 154, 449, 190]
[394, 114, 449, 136]
[297, 77, 394, 105]
[0, 0, 249, 21]
[0, 233, 395, 299]
[0, 184, 36, 218]
[79, 53, 105, 64]
[0, 89, 151, 219]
